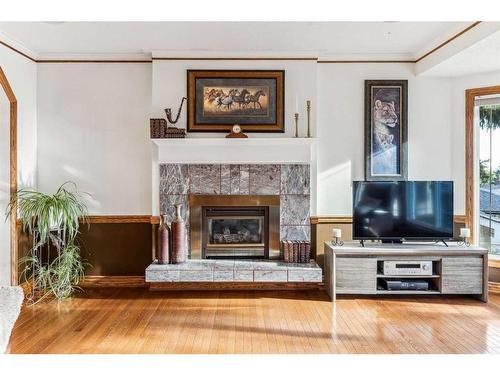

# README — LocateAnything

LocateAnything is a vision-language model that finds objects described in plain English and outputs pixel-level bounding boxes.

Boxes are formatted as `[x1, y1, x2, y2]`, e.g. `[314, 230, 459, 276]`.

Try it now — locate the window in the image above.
[476, 95, 500, 255]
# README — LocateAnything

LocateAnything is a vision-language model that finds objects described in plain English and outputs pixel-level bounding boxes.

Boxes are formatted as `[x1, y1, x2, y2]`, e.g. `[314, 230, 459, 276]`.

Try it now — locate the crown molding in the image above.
[415, 21, 500, 75]
[317, 52, 414, 63]
[0, 22, 488, 66]
[151, 49, 320, 61]
[414, 21, 483, 62]
[0, 31, 37, 62]
[36, 52, 152, 63]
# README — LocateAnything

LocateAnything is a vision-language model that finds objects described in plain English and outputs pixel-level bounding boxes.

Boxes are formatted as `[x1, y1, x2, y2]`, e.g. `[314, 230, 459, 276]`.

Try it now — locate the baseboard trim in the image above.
[149, 282, 324, 291]
[488, 258, 500, 269]
[489, 282, 500, 294]
[81, 276, 147, 287]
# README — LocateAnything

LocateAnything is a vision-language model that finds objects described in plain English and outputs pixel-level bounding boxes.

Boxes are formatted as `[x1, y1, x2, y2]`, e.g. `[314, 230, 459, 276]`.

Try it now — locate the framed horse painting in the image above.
[187, 70, 285, 132]
[364, 80, 408, 181]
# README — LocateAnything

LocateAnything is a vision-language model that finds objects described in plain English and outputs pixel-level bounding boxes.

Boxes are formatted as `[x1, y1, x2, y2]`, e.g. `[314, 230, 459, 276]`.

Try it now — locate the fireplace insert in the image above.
[201, 206, 269, 258]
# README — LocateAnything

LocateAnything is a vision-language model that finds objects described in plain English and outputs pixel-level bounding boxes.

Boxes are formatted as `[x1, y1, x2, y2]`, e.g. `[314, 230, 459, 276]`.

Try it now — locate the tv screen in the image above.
[353, 181, 454, 240]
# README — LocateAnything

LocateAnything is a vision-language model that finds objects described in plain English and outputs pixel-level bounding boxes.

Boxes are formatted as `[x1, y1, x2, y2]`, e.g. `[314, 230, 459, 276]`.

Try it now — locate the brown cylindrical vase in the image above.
[157, 214, 170, 264]
[170, 204, 187, 263]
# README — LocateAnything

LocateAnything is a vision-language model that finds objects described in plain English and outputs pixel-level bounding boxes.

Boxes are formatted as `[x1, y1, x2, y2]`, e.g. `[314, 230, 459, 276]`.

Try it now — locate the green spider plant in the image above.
[7, 182, 90, 303]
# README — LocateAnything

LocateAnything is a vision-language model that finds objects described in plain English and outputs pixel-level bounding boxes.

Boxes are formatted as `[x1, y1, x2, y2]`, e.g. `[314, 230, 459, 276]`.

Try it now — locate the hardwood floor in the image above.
[7, 288, 500, 354]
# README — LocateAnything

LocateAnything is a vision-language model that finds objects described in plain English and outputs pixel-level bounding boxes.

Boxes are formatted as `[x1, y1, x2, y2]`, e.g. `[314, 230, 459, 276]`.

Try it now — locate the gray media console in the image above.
[324, 242, 488, 302]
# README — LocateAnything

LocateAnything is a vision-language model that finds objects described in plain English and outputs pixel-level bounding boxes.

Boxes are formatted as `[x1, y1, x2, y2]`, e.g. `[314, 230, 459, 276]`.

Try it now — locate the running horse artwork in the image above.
[187, 70, 285, 133]
[364, 80, 408, 181]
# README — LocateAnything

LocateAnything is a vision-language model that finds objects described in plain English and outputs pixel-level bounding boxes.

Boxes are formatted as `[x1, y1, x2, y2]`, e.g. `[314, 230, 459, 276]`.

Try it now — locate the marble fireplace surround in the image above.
[159, 163, 311, 258]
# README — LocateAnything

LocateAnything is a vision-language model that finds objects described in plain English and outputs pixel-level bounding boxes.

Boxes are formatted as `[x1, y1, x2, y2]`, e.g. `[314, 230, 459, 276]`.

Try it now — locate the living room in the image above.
[1, 0, 500, 371]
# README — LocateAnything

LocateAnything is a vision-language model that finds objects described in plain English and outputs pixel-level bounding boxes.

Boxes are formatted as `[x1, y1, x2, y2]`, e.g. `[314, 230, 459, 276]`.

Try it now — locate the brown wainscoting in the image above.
[80, 276, 147, 288]
[16, 216, 153, 282]
[310, 215, 469, 268]
[149, 282, 323, 291]
[78, 221, 152, 277]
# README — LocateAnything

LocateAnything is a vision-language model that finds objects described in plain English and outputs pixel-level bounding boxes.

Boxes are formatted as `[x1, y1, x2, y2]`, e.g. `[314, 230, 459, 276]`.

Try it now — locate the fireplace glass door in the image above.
[202, 207, 269, 258]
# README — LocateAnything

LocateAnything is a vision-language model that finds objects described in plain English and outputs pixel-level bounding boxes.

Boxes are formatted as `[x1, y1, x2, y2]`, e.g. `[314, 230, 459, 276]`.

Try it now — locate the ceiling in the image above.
[0, 21, 472, 60]
[423, 30, 500, 77]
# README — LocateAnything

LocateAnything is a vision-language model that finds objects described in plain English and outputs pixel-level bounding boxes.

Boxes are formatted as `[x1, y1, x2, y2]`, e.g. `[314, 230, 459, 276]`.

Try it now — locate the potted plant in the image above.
[7, 182, 89, 303]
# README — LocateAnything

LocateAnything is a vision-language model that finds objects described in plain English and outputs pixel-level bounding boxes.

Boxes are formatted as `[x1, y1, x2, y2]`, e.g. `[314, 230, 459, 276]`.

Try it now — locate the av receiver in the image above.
[382, 260, 433, 276]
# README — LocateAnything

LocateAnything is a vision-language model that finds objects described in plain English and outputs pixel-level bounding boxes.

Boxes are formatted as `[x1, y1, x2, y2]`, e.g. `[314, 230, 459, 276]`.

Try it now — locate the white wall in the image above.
[450, 70, 500, 215]
[317, 63, 453, 215]
[36, 60, 460, 218]
[37, 63, 152, 214]
[0, 44, 37, 286]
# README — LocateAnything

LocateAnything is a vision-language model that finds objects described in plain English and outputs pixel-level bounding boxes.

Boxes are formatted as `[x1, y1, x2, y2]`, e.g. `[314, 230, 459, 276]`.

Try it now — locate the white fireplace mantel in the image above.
[151, 137, 318, 216]
[152, 138, 317, 164]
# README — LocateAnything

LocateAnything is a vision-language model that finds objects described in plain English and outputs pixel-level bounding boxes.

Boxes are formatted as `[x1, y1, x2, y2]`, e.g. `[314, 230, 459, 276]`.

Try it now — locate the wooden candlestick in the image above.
[294, 113, 299, 138]
[306, 100, 311, 138]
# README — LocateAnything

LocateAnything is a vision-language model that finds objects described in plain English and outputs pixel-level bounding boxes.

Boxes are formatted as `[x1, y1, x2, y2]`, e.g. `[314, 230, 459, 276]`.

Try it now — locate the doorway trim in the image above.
[465, 85, 500, 245]
[0, 67, 18, 286]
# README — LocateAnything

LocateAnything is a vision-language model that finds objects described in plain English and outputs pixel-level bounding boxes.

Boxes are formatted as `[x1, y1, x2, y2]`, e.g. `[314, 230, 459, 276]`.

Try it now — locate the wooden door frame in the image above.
[0, 67, 18, 286]
[465, 85, 500, 244]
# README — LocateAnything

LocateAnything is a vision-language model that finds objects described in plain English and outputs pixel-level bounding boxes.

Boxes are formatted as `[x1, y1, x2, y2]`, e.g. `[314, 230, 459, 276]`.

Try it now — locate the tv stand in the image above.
[324, 242, 488, 302]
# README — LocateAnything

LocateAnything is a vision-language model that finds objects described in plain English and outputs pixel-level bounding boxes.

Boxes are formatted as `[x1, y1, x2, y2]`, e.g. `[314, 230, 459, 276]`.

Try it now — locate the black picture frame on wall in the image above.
[364, 80, 408, 181]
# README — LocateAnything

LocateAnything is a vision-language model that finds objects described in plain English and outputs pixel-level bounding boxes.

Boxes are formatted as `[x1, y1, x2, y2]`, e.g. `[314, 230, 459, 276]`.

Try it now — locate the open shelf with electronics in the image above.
[376, 259, 442, 293]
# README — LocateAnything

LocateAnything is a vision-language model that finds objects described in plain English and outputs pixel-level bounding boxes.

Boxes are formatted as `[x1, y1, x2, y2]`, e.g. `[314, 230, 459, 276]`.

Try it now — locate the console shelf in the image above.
[324, 242, 488, 302]
[376, 274, 441, 278]
[375, 290, 441, 295]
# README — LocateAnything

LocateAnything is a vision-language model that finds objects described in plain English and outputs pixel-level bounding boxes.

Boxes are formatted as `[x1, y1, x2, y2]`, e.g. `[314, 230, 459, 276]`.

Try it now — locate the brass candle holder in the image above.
[306, 100, 311, 138]
[294, 113, 299, 138]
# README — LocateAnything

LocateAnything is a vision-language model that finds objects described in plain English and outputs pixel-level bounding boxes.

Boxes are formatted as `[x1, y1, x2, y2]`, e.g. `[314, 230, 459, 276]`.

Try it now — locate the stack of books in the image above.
[150, 119, 186, 138]
[165, 126, 187, 138]
[280, 241, 311, 263]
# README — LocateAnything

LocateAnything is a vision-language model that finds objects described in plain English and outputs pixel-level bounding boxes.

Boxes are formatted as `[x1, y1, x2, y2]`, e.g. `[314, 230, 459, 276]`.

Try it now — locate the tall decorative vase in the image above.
[157, 214, 170, 264]
[170, 204, 187, 263]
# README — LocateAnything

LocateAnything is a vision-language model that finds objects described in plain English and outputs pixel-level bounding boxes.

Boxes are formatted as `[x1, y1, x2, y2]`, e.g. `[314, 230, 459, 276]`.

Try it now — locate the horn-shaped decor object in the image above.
[164, 97, 187, 125]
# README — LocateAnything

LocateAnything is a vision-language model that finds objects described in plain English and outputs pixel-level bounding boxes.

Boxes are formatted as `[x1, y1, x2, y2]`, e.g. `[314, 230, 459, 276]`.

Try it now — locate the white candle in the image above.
[295, 95, 299, 113]
[332, 228, 342, 238]
[460, 227, 471, 238]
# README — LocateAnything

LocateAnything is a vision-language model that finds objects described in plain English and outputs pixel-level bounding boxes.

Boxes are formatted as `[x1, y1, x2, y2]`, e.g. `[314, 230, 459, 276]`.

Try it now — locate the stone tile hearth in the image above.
[145, 260, 322, 283]
[159, 163, 311, 242]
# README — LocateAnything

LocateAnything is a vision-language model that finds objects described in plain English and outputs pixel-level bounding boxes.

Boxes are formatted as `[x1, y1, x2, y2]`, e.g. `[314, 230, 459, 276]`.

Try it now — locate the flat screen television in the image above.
[352, 181, 454, 242]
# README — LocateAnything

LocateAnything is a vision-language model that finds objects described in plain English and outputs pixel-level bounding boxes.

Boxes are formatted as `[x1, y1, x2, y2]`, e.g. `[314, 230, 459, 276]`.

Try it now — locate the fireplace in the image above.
[190, 195, 280, 260]
[202, 206, 269, 259]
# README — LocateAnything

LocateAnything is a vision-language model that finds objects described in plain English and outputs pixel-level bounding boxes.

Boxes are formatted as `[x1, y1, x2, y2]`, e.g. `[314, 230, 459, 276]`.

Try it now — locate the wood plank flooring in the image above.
[7, 288, 500, 354]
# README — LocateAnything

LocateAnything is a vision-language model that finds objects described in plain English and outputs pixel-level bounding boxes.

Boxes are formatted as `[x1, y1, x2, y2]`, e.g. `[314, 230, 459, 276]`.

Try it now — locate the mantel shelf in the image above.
[152, 137, 317, 146]
[152, 137, 317, 164]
